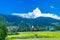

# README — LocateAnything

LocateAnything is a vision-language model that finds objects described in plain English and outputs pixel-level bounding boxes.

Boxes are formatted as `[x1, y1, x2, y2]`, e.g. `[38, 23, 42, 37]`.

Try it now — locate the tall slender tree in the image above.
[0, 15, 8, 40]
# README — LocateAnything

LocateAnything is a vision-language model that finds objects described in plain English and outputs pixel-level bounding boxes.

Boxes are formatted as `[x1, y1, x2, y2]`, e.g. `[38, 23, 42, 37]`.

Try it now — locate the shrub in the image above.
[0, 23, 7, 40]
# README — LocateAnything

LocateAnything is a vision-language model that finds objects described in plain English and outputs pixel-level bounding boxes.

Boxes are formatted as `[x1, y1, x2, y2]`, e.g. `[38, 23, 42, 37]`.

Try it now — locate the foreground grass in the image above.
[7, 38, 60, 40]
[6, 31, 60, 39]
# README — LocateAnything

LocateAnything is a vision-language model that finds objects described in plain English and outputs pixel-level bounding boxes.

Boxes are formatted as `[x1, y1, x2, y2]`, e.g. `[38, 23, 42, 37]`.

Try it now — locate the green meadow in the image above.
[7, 38, 60, 40]
[6, 31, 60, 40]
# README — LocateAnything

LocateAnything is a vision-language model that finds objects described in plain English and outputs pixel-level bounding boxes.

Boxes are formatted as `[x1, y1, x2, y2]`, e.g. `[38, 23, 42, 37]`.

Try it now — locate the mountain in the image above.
[2, 15, 60, 26]
[0, 14, 60, 31]
[0, 8, 60, 26]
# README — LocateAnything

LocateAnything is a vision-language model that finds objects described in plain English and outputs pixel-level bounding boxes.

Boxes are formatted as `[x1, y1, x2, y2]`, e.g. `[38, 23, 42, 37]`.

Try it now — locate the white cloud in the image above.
[50, 6, 54, 8]
[12, 8, 60, 20]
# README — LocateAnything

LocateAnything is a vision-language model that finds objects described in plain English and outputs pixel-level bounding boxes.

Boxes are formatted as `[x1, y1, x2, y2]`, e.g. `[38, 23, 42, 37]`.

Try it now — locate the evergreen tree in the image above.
[0, 15, 8, 40]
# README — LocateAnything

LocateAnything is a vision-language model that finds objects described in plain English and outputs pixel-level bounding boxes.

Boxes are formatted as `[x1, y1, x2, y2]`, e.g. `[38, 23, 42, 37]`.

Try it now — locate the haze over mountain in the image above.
[12, 8, 60, 20]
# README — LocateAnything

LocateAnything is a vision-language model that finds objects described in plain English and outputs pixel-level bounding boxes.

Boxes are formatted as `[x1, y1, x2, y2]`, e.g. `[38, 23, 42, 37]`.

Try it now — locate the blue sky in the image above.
[0, 0, 60, 15]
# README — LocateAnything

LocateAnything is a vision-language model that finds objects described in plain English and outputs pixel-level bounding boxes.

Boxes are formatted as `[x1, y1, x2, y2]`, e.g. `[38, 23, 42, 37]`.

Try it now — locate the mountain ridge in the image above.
[2, 15, 60, 26]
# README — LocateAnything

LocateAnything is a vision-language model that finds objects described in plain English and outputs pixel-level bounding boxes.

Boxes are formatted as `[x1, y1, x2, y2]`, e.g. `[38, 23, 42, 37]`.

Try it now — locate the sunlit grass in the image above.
[6, 31, 60, 39]
[8, 38, 60, 40]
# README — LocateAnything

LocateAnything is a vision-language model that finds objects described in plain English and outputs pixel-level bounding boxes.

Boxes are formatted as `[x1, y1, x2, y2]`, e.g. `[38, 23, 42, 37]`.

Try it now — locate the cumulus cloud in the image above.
[12, 8, 60, 20]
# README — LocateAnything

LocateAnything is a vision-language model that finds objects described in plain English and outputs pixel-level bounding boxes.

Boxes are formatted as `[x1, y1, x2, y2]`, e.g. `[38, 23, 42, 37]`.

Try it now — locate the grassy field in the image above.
[6, 31, 60, 40]
[7, 38, 60, 40]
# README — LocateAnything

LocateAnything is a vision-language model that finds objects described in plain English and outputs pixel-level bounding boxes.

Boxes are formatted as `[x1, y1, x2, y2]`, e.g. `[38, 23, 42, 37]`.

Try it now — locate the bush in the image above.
[0, 23, 7, 40]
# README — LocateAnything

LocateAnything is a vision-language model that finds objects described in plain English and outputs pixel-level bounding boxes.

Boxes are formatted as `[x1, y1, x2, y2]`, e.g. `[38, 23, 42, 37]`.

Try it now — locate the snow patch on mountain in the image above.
[12, 8, 60, 20]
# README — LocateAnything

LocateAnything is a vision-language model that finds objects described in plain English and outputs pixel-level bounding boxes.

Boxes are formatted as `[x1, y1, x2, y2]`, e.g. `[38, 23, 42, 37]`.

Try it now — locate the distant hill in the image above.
[2, 15, 60, 26]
